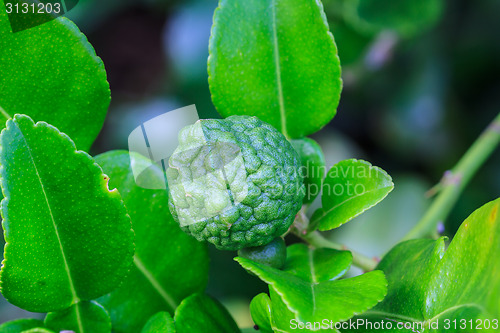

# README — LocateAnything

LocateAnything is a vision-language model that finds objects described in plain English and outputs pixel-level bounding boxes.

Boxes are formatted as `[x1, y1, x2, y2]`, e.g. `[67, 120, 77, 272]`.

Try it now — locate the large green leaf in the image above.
[44, 301, 111, 333]
[0, 1, 110, 151]
[375, 238, 445, 320]
[208, 0, 342, 138]
[95, 151, 209, 333]
[174, 293, 240, 333]
[238, 244, 387, 325]
[311, 159, 394, 231]
[0, 319, 45, 333]
[140, 312, 175, 333]
[0, 115, 134, 313]
[344, 0, 444, 38]
[425, 198, 500, 318]
[348, 198, 500, 332]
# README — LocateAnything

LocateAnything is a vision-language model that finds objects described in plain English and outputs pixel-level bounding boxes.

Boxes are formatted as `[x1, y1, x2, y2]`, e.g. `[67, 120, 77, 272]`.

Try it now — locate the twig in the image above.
[402, 112, 500, 240]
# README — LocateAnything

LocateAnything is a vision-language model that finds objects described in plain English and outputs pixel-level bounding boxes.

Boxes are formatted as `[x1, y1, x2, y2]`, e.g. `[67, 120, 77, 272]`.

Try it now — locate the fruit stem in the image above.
[402, 111, 500, 241]
[299, 231, 378, 272]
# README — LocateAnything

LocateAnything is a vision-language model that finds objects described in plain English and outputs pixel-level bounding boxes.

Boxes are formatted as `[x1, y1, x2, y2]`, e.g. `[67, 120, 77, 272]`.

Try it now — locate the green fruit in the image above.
[238, 237, 287, 270]
[167, 115, 304, 250]
[291, 138, 326, 205]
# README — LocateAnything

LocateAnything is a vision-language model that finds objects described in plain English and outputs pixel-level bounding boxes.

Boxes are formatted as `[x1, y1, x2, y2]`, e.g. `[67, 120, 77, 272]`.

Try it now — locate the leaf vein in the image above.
[134, 255, 178, 311]
[316, 186, 392, 224]
[0, 105, 11, 121]
[18, 123, 79, 305]
[75, 302, 84, 333]
[270, 0, 288, 138]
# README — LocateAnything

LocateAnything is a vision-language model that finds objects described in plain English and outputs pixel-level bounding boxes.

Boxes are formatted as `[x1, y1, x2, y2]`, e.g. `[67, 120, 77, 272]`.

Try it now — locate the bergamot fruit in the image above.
[167, 115, 304, 250]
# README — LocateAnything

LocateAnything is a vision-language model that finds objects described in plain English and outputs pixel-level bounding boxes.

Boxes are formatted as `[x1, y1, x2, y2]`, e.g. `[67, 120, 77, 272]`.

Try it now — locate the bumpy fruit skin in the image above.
[168, 115, 304, 250]
[238, 237, 287, 269]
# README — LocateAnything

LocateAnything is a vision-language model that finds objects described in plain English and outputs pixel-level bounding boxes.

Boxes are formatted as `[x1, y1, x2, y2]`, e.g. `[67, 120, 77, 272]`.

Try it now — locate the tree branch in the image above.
[402, 112, 500, 241]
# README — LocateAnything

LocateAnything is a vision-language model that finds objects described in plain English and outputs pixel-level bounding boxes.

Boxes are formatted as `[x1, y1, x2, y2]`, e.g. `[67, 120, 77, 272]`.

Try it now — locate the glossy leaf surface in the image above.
[44, 301, 111, 333]
[0, 0, 110, 151]
[0, 115, 134, 312]
[375, 238, 445, 320]
[251, 289, 342, 332]
[0, 319, 45, 333]
[425, 198, 500, 318]
[95, 151, 209, 333]
[140, 312, 175, 333]
[208, 0, 342, 138]
[349, 198, 500, 332]
[250, 293, 274, 333]
[21, 329, 54, 333]
[238, 244, 387, 324]
[311, 159, 393, 231]
[174, 293, 240, 333]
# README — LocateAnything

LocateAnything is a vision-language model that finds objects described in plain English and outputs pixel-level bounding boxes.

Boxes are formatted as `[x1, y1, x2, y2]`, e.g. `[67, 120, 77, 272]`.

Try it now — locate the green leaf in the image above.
[0, 1, 110, 151]
[251, 290, 339, 332]
[0, 115, 134, 313]
[236, 244, 387, 324]
[95, 151, 209, 333]
[344, 0, 444, 38]
[208, 0, 342, 138]
[174, 293, 240, 333]
[0, 319, 45, 333]
[311, 159, 394, 231]
[425, 198, 500, 318]
[351, 198, 500, 332]
[268, 287, 339, 332]
[375, 238, 445, 320]
[21, 329, 54, 333]
[284, 243, 352, 282]
[140, 312, 175, 333]
[44, 301, 111, 333]
[291, 138, 326, 204]
[249, 293, 274, 333]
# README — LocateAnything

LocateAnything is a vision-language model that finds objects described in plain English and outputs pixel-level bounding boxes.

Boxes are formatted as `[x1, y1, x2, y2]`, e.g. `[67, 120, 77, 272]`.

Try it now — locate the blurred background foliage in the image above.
[1, 0, 500, 327]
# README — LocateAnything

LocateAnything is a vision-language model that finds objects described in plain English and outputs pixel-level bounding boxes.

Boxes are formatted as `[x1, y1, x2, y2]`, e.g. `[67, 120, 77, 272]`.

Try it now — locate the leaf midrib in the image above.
[134, 249, 177, 312]
[307, 249, 318, 316]
[0, 105, 11, 121]
[316, 185, 393, 225]
[270, 0, 288, 139]
[120, 172, 179, 312]
[17, 122, 84, 332]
